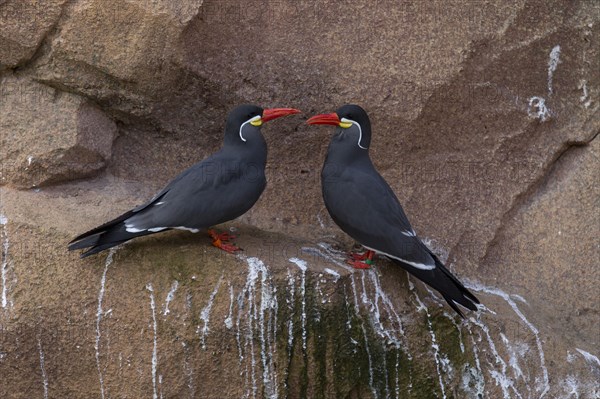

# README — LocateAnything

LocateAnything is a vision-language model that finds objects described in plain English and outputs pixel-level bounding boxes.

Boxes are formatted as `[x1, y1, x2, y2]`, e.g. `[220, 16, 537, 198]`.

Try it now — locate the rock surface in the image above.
[1, 0, 599, 398]
[0, 0, 67, 70]
[0, 74, 117, 188]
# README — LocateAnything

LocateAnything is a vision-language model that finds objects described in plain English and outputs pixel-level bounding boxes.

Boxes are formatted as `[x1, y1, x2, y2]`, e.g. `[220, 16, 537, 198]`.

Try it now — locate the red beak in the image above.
[262, 108, 301, 122]
[306, 112, 340, 126]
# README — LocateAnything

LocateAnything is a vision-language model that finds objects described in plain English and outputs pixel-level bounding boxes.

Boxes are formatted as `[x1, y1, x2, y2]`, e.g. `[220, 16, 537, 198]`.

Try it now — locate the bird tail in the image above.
[68, 211, 156, 258]
[392, 252, 480, 318]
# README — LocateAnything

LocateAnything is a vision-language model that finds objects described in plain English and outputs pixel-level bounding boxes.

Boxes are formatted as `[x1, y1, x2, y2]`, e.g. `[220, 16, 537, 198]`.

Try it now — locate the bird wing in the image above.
[323, 167, 436, 270]
[69, 149, 266, 249]
[323, 163, 480, 316]
[123, 153, 265, 231]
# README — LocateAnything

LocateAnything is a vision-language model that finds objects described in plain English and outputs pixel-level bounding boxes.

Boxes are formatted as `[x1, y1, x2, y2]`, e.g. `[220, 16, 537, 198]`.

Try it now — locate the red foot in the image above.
[348, 260, 372, 269]
[347, 250, 375, 269]
[208, 230, 237, 241]
[208, 229, 241, 253]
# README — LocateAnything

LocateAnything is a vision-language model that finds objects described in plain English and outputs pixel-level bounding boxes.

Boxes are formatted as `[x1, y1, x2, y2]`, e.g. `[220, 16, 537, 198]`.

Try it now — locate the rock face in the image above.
[1, 0, 599, 398]
[0, 75, 117, 188]
[0, 0, 67, 70]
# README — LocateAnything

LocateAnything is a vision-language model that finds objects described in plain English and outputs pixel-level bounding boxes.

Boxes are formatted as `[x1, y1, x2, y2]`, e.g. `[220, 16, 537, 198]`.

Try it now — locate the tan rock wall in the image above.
[0, 1, 67, 69]
[1, 0, 598, 397]
[1, 75, 116, 188]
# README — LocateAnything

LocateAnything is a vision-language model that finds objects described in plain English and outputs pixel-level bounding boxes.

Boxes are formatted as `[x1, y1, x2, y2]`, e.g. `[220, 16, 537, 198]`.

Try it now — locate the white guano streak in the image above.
[464, 281, 550, 398]
[547, 45, 561, 95]
[411, 286, 447, 399]
[146, 283, 158, 399]
[199, 275, 223, 349]
[288, 258, 307, 352]
[95, 248, 116, 399]
[224, 282, 234, 329]
[163, 280, 179, 316]
[576, 348, 600, 369]
[38, 337, 49, 399]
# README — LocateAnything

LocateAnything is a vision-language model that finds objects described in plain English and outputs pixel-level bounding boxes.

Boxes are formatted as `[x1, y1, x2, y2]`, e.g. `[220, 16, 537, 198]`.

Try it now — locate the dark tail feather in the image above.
[442, 294, 466, 318]
[68, 233, 104, 250]
[78, 238, 131, 258]
[68, 209, 137, 246]
[433, 254, 480, 311]
[69, 217, 156, 258]
[392, 253, 480, 318]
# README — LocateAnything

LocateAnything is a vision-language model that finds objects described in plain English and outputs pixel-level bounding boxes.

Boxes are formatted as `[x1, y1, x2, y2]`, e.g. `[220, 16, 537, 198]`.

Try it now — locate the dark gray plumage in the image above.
[69, 104, 300, 257]
[308, 104, 480, 317]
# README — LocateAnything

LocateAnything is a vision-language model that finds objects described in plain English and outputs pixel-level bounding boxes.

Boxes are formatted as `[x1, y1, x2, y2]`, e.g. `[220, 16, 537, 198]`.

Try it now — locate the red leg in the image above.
[347, 249, 375, 269]
[208, 229, 241, 253]
[208, 229, 237, 241]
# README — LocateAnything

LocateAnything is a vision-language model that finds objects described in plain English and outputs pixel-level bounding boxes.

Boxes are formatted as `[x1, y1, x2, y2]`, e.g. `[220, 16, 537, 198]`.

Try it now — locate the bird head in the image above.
[225, 104, 301, 145]
[306, 104, 371, 150]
